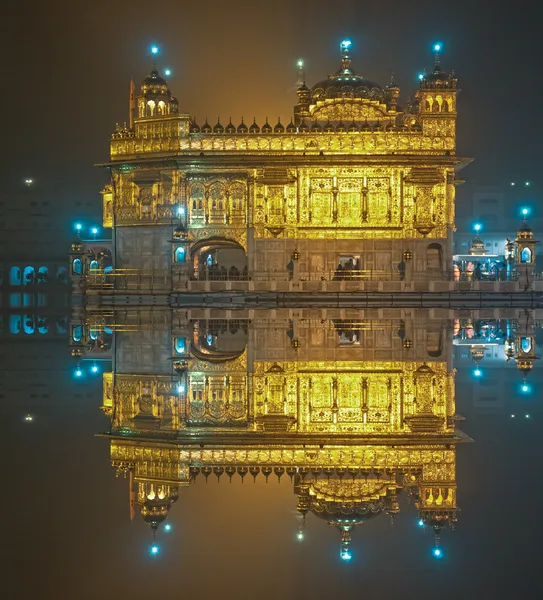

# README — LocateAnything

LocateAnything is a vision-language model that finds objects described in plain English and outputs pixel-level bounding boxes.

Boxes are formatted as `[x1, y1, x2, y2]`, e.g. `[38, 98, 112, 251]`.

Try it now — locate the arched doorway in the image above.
[190, 237, 247, 281]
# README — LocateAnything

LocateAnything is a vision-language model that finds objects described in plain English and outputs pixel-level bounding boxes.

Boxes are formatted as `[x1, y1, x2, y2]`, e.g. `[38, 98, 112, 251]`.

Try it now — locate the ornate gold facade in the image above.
[96, 42, 470, 288]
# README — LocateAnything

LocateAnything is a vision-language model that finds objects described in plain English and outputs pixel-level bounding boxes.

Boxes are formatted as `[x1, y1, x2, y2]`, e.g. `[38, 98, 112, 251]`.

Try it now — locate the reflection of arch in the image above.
[10, 266, 21, 286]
[189, 342, 245, 363]
[23, 266, 35, 285]
[89, 260, 100, 271]
[521, 247, 532, 263]
[24, 315, 35, 334]
[426, 243, 442, 270]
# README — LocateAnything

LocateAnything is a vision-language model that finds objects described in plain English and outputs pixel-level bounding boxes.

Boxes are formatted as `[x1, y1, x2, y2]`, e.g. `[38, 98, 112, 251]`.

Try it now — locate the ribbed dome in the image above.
[143, 67, 167, 87]
[311, 71, 384, 103]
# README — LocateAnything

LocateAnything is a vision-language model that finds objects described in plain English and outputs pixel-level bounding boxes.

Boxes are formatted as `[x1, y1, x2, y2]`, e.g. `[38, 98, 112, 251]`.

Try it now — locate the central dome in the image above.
[311, 70, 384, 102]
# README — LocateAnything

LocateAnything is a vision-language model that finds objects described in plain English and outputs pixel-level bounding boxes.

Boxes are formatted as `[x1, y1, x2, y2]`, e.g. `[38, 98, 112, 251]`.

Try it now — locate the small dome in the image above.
[225, 119, 236, 134]
[213, 119, 224, 134]
[310, 121, 322, 132]
[143, 67, 167, 87]
[189, 120, 201, 133]
[274, 119, 285, 133]
[249, 119, 260, 133]
[173, 224, 188, 240]
[237, 119, 248, 133]
[286, 120, 297, 133]
[261, 119, 272, 133]
[201, 120, 212, 133]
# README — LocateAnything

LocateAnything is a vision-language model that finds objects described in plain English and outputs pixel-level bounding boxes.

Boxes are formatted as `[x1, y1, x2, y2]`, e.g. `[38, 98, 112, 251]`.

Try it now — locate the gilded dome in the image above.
[142, 67, 167, 87]
[311, 71, 384, 103]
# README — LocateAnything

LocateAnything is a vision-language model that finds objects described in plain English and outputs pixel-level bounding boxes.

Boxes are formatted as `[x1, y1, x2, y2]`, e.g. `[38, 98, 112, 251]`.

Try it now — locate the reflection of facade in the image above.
[84, 41, 470, 292]
[88, 314, 469, 559]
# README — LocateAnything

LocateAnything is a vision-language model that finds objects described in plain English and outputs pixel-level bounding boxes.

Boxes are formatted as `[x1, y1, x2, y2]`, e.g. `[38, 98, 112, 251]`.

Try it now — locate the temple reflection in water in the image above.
[69, 309, 539, 561]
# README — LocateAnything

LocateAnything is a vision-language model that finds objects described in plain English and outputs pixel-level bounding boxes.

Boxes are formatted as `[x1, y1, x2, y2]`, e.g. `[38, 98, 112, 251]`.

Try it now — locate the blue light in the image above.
[297, 59, 304, 68]
[340, 550, 352, 561]
[432, 547, 443, 559]
[296, 531, 304, 541]
[91, 365, 99, 374]
[177, 206, 185, 216]
[91, 227, 98, 235]
[418, 519, 425, 527]
[177, 384, 185, 394]
[525, 413, 531, 419]
[150, 45, 159, 55]
[434, 43, 442, 52]
[164, 524, 172, 532]
[75, 369, 83, 378]
[340, 39, 352, 49]
[150, 544, 160, 555]
[75, 223, 82, 231]
[521, 383, 530, 393]
[164, 68, 171, 76]
[511, 182, 516, 186]
[521, 207, 530, 216]
[525, 181, 531, 187]
[473, 368, 482, 377]
[474, 223, 482, 232]
[418, 73, 424, 81]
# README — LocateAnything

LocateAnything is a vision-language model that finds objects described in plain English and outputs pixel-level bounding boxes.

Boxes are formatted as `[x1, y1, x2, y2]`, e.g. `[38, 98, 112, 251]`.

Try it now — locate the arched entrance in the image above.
[190, 237, 247, 281]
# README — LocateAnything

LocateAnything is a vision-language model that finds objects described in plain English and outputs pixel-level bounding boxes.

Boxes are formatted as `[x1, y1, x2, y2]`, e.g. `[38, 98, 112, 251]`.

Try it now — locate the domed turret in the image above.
[137, 66, 179, 118]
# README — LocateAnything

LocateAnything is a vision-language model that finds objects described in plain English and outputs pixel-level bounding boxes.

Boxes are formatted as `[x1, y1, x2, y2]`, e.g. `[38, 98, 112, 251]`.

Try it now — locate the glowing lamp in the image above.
[434, 43, 442, 52]
[177, 384, 185, 394]
[25, 178, 34, 185]
[164, 524, 172, 532]
[418, 519, 425, 528]
[511, 414, 516, 418]
[150, 45, 159, 55]
[75, 369, 82, 378]
[150, 545, 160, 555]
[418, 73, 424, 81]
[297, 59, 304, 68]
[340, 550, 352, 561]
[164, 68, 171, 76]
[525, 181, 531, 187]
[432, 548, 443, 559]
[91, 365, 99, 374]
[473, 368, 482, 377]
[91, 227, 98, 235]
[521, 208, 529, 216]
[340, 39, 352, 49]
[296, 532, 304, 541]
[511, 182, 516, 186]
[24, 414, 33, 422]
[177, 206, 185, 216]
[521, 384, 529, 393]
[525, 414, 531, 419]
[75, 223, 82, 231]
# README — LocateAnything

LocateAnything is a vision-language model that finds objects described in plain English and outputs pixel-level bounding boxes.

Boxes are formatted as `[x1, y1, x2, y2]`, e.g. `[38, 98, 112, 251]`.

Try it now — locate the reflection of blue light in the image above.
[521, 383, 530, 393]
[75, 369, 82, 377]
[418, 519, 425, 527]
[151, 45, 159, 55]
[150, 545, 159, 555]
[474, 223, 482, 232]
[433, 548, 443, 558]
[297, 531, 304, 541]
[473, 368, 482, 377]
[511, 182, 516, 186]
[177, 384, 185, 394]
[525, 181, 531, 187]
[206, 333, 213, 345]
[340, 550, 352, 561]
[164, 524, 172, 532]
[91, 365, 99, 374]
[75, 223, 82, 231]
[525, 414, 531, 419]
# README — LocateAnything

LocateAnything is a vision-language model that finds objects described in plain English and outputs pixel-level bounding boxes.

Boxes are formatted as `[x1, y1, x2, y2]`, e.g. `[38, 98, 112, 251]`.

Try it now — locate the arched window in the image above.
[72, 258, 82, 275]
[174, 246, 186, 263]
[24, 315, 35, 334]
[23, 266, 35, 285]
[37, 266, 49, 283]
[147, 100, 156, 116]
[158, 100, 166, 115]
[56, 266, 68, 282]
[521, 247, 532, 263]
[521, 337, 533, 353]
[10, 266, 22, 286]
[9, 315, 22, 334]
[72, 325, 83, 342]
[89, 260, 99, 271]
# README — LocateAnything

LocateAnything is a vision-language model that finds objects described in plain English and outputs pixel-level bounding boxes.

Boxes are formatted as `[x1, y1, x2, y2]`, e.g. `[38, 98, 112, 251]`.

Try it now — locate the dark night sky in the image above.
[2, 0, 542, 209]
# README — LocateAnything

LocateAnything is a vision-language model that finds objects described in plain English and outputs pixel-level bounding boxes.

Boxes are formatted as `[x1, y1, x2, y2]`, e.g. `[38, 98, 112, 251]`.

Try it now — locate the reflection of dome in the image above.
[173, 224, 188, 240]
